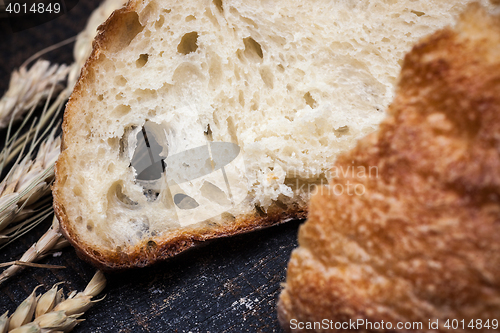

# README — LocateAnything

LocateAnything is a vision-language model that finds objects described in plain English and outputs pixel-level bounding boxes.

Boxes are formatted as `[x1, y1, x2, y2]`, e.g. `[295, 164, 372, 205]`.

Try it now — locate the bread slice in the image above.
[278, 4, 500, 332]
[53, 0, 493, 269]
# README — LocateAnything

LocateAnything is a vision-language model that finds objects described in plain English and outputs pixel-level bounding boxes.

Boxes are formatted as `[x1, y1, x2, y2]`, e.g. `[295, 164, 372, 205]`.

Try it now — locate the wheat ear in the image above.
[5, 271, 106, 333]
[0, 131, 60, 207]
[0, 60, 69, 130]
[0, 216, 66, 285]
[0, 132, 61, 249]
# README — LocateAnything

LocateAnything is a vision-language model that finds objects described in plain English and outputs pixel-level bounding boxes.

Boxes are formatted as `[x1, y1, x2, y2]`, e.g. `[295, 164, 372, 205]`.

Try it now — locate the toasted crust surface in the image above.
[278, 4, 500, 332]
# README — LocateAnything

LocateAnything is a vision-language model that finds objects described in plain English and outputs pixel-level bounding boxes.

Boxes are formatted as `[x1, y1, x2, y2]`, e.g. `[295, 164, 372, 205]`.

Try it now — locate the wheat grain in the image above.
[0, 131, 66, 285]
[0, 311, 9, 333]
[52, 238, 69, 251]
[52, 297, 93, 317]
[6, 271, 106, 332]
[33, 311, 68, 329]
[0, 60, 69, 129]
[8, 323, 39, 333]
[16, 134, 60, 205]
[0, 83, 64, 251]
[82, 271, 106, 297]
[9, 287, 39, 330]
[35, 283, 64, 318]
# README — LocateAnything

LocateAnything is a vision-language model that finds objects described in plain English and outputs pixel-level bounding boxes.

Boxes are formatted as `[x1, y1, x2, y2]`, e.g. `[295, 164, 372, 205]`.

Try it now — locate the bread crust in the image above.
[278, 4, 500, 332]
[53, 1, 308, 270]
[54, 181, 306, 270]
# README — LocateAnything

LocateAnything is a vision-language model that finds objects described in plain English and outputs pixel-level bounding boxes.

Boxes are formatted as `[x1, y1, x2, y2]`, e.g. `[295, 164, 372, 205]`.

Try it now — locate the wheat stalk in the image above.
[3, 271, 106, 332]
[0, 204, 53, 249]
[0, 86, 68, 173]
[0, 216, 67, 285]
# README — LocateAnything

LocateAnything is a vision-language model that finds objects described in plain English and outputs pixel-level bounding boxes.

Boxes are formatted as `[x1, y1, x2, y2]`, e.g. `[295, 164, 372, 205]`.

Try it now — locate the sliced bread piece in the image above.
[53, 0, 493, 269]
[278, 4, 500, 332]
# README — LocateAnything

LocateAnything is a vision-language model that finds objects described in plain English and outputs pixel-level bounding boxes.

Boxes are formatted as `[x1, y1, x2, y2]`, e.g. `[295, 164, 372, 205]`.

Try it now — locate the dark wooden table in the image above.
[0, 1, 303, 331]
[1, 217, 302, 332]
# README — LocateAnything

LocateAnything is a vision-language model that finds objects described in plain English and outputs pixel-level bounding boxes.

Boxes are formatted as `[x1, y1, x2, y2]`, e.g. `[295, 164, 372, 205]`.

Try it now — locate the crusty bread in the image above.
[53, 0, 494, 269]
[278, 4, 500, 332]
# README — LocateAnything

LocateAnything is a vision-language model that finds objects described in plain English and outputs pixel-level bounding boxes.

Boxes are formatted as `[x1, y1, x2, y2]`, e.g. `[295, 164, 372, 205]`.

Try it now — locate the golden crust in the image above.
[52, 0, 308, 270]
[278, 4, 500, 332]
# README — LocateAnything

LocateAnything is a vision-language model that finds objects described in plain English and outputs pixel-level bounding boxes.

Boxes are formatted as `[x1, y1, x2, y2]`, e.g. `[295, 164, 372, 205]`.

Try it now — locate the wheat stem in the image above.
[0, 205, 53, 250]
[0, 262, 65, 269]
[0, 74, 65, 183]
[21, 37, 77, 70]
[0, 216, 66, 285]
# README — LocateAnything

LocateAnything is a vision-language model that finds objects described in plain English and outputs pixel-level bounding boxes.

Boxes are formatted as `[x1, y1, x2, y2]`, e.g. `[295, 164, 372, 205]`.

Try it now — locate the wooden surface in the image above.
[0, 1, 303, 331]
[1, 217, 302, 332]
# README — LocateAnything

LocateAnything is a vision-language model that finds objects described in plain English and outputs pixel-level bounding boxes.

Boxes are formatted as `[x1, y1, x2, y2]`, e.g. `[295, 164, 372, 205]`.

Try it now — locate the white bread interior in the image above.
[56, 0, 496, 254]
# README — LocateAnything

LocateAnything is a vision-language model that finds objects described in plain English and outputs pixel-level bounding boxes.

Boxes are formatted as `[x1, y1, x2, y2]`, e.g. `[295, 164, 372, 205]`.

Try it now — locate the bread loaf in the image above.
[278, 4, 500, 332]
[53, 0, 493, 269]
